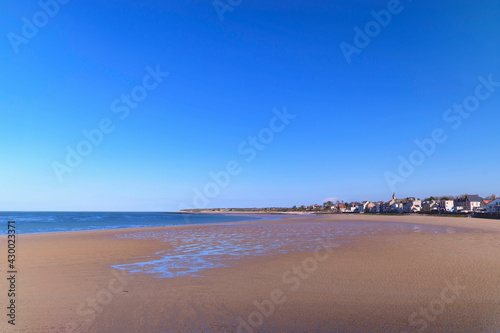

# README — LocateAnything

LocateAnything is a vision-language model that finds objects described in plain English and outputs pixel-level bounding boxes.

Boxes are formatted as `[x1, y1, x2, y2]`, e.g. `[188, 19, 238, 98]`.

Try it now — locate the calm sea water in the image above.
[0, 212, 265, 235]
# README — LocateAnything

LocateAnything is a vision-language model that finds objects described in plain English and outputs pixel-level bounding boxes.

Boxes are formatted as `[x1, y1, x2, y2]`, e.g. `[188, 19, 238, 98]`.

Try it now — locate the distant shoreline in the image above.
[179, 209, 500, 220]
[178, 210, 316, 215]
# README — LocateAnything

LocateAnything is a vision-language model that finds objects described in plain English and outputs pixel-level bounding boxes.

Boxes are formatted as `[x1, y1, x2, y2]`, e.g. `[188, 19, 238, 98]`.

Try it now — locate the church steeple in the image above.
[392, 193, 396, 200]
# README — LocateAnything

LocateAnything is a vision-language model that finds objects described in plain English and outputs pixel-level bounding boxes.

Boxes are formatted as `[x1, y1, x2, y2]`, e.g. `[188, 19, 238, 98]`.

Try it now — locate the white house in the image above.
[362, 201, 375, 212]
[391, 202, 403, 213]
[346, 203, 360, 213]
[403, 198, 422, 213]
[454, 195, 483, 212]
[487, 199, 500, 213]
[438, 200, 454, 212]
[338, 204, 347, 213]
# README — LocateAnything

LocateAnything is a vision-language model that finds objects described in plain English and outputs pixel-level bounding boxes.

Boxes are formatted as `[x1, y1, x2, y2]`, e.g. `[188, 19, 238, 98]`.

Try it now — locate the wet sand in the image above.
[1, 214, 500, 332]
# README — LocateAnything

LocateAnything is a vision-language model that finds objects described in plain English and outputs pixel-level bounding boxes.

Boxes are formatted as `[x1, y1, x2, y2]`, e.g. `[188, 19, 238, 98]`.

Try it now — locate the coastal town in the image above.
[183, 193, 500, 216]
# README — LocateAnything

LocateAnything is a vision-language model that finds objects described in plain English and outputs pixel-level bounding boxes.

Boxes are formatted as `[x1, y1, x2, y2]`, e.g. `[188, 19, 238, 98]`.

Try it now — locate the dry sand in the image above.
[1, 214, 499, 332]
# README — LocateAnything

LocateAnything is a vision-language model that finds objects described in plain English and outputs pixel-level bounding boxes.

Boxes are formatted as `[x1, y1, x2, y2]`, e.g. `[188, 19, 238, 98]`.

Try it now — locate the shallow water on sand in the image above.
[112, 221, 468, 278]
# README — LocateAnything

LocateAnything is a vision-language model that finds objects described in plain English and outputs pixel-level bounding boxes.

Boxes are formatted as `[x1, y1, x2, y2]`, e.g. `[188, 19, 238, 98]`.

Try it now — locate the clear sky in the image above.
[1, 0, 499, 211]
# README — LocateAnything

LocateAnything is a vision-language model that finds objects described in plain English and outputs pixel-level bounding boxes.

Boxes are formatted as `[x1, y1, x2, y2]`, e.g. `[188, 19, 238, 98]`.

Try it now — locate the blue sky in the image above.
[0, 0, 499, 211]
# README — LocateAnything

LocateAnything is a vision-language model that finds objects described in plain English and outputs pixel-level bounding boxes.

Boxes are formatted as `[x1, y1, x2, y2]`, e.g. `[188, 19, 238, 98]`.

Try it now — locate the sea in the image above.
[0, 211, 266, 235]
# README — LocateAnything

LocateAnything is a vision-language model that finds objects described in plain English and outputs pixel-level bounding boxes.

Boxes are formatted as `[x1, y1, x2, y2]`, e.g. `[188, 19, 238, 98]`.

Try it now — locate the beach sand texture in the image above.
[1, 214, 499, 332]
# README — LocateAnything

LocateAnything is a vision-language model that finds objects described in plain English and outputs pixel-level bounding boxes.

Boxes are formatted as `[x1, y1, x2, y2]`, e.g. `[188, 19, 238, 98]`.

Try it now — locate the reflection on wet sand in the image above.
[112, 221, 467, 278]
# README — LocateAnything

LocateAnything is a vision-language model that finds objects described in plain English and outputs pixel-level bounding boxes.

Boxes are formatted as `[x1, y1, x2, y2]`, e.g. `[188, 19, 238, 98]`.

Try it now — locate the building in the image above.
[390, 202, 403, 213]
[438, 200, 454, 212]
[403, 198, 422, 212]
[362, 201, 375, 212]
[487, 199, 500, 213]
[422, 200, 438, 212]
[454, 195, 484, 212]
[386, 194, 399, 212]
[338, 203, 346, 213]
[352, 202, 364, 213]
[370, 201, 384, 213]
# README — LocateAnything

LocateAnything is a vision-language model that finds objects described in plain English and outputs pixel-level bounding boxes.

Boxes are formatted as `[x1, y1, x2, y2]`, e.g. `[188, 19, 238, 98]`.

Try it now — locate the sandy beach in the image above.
[2, 214, 500, 332]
